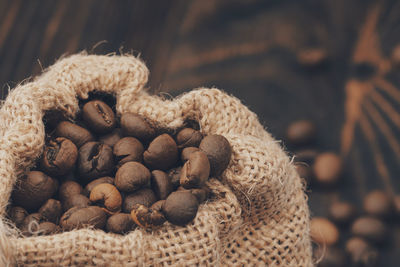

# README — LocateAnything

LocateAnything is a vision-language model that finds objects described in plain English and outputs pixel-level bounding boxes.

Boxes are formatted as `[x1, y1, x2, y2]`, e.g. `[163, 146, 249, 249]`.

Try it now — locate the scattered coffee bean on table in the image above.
[8, 97, 232, 235]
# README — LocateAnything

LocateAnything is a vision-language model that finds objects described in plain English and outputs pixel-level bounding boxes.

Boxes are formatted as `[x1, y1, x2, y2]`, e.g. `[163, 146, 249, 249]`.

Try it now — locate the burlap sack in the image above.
[0, 53, 312, 266]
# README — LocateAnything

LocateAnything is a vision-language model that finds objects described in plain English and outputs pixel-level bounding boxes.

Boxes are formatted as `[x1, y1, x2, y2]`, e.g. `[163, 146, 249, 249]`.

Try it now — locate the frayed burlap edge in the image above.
[0, 53, 312, 266]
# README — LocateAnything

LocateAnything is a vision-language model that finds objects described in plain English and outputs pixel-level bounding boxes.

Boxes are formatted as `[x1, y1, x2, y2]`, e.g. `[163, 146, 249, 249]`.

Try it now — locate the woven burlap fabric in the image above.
[0, 53, 312, 266]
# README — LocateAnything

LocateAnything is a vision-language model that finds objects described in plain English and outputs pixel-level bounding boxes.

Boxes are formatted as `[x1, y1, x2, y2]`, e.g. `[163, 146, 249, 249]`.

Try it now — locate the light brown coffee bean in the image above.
[113, 137, 144, 166]
[363, 190, 392, 218]
[82, 100, 116, 134]
[37, 222, 59, 236]
[55, 121, 94, 148]
[351, 217, 387, 244]
[38, 199, 62, 224]
[8, 206, 28, 228]
[122, 188, 157, 213]
[90, 184, 122, 213]
[106, 213, 135, 234]
[286, 120, 316, 146]
[41, 137, 78, 176]
[131, 204, 166, 228]
[120, 113, 155, 142]
[313, 152, 342, 185]
[62, 194, 91, 212]
[310, 217, 339, 245]
[162, 191, 199, 226]
[59, 181, 83, 201]
[176, 128, 203, 149]
[180, 151, 210, 189]
[151, 170, 173, 200]
[181, 147, 200, 163]
[329, 201, 357, 225]
[83, 177, 114, 197]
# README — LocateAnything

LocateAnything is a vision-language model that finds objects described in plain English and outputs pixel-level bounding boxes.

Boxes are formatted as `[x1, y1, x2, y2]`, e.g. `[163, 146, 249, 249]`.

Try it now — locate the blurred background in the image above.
[0, 0, 400, 265]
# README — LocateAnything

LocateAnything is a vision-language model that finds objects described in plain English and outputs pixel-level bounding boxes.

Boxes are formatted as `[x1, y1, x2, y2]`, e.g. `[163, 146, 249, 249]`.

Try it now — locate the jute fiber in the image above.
[0, 54, 312, 266]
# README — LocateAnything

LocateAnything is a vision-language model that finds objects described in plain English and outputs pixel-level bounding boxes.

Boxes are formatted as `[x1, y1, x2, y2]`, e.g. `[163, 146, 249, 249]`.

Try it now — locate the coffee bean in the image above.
[8, 206, 28, 228]
[151, 200, 165, 211]
[162, 191, 199, 226]
[151, 170, 173, 200]
[286, 120, 316, 146]
[38, 199, 62, 223]
[90, 183, 122, 213]
[98, 128, 123, 147]
[113, 137, 144, 166]
[41, 137, 78, 176]
[329, 201, 357, 225]
[106, 213, 135, 234]
[180, 151, 210, 189]
[115, 162, 151, 193]
[20, 213, 43, 235]
[12, 171, 58, 212]
[363, 190, 392, 218]
[82, 100, 116, 134]
[37, 222, 59, 236]
[310, 217, 339, 245]
[312, 152, 342, 185]
[83, 176, 114, 197]
[313, 246, 347, 267]
[60, 206, 107, 231]
[181, 147, 200, 163]
[176, 128, 203, 149]
[295, 164, 313, 183]
[177, 186, 210, 203]
[55, 121, 94, 148]
[199, 135, 231, 177]
[59, 181, 83, 201]
[351, 217, 387, 244]
[168, 167, 182, 190]
[120, 113, 155, 142]
[131, 204, 166, 228]
[143, 134, 178, 170]
[62, 194, 91, 212]
[345, 237, 379, 267]
[78, 142, 114, 181]
[122, 188, 157, 213]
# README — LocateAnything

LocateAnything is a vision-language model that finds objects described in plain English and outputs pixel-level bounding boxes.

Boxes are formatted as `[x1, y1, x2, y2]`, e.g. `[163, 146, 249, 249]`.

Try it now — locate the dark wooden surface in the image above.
[1, 0, 400, 265]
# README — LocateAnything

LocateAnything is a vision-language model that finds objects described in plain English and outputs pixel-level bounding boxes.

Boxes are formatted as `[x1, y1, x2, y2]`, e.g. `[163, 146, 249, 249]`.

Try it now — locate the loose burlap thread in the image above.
[0, 53, 312, 266]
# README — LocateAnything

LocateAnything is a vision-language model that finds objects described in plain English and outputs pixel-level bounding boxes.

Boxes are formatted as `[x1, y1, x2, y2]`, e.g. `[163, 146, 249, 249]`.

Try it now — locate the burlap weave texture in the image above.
[0, 54, 312, 266]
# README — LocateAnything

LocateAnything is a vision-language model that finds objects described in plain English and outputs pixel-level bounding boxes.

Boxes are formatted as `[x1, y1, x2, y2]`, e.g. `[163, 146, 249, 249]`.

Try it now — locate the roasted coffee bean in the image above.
[41, 137, 78, 176]
[168, 167, 182, 190]
[313, 246, 347, 267]
[286, 120, 316, 146]
[38, 199, 62, 223]
[12, 171, 58, 212]
[59, 181, 83, 201]
[329, 201, 357, 225]
[8, 206, 28, 228]
[60, 206, 107, 231]
[90, 184, 122, 213]
[162, 191, 199, 226]
[151, 170, 173, 200]
[62, 194, 91, 212]
[131, 204, 166, 228]
[83, 176, 114, 197]
[351, 217, 387, 244]
[20, 213, 43, 235]
[310, 217, 339, 245]
[120, 113, 156, 142]
[115, 162, 150, 193]
[113, 137, 144, 166]
[363, 190, 392, 218]
[180, 151, 210, 189]
[177, 186, 210, 203]
[78, 142, 114, 181]
[106, 213, 135, 234]
[122, 188, 157, 213]
[37, 222, 59, 236]
[199, 135, 231, 177]
[151, 200, 165, 212]
[345, 237, 379, 267]
[181, 147, 200, 163]
[82, 100, 116, 134]
[143, 134, 178, 170]
[312, 152, 342, 185]
[176, 128, 203, 149]
[99, 128, 123, 147]
[55, 121, 94, 148]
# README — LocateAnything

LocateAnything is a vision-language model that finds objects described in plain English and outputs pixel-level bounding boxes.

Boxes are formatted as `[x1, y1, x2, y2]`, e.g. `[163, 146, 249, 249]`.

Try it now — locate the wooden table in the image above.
[1, 0, 399, 265]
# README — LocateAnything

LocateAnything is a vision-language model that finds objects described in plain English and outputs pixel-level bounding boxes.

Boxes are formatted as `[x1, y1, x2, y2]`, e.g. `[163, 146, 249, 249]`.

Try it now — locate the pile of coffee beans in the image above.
[7, 95, 232, 235]
[286, 119, 399, 267]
